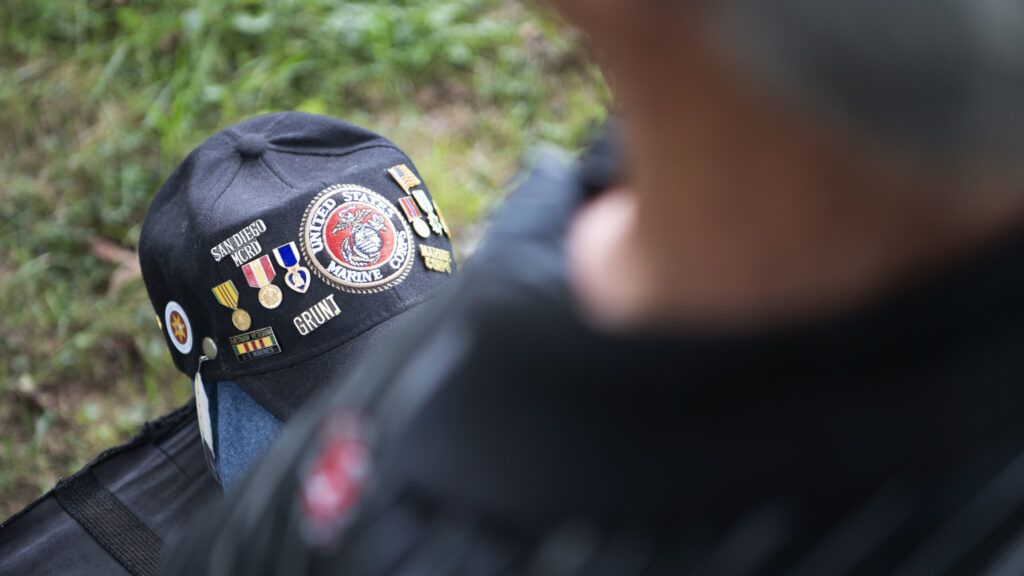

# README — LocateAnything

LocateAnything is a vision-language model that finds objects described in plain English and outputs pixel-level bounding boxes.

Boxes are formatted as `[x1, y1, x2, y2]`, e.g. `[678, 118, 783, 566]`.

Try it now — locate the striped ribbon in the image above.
[211, 280, 240, 309]
[241, 255, 276, 288]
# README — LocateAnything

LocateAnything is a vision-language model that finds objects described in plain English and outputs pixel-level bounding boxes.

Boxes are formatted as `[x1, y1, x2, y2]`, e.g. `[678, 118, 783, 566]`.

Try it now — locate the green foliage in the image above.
[0, 0, 608, 516]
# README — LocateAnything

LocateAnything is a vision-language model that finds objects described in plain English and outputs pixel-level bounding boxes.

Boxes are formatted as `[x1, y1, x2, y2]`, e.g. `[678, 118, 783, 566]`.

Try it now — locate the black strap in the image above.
[54, 469, 164, 576]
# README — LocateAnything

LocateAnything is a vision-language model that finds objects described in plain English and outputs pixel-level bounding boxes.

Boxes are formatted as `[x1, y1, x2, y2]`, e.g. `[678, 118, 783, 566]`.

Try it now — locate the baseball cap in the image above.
[139, 112, 457, 426]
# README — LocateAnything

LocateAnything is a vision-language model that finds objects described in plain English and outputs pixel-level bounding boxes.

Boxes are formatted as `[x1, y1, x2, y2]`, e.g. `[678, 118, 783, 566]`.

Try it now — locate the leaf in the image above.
[232, 13, 274, 35]
[297, 97, 327, 115]
[88, 237, 141, 295]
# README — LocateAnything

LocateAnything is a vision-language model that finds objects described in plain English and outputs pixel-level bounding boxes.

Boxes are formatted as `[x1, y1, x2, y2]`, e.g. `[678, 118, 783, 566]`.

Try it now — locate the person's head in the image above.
[553, 0, 1024, 179]
[560, 1, 1024, 331]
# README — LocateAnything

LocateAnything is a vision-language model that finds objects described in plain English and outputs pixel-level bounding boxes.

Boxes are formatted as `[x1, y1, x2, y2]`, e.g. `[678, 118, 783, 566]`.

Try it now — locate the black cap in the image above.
[140, 112, 456, 421]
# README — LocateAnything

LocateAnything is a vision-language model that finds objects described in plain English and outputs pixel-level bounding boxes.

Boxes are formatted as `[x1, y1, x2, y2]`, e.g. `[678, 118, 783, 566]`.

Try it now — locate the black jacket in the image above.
[0, 404, 219, 576]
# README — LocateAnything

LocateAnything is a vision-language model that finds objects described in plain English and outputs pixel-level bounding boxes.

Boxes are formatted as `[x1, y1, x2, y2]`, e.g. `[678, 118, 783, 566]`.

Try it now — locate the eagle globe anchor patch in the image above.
[300, 184, 414, 293]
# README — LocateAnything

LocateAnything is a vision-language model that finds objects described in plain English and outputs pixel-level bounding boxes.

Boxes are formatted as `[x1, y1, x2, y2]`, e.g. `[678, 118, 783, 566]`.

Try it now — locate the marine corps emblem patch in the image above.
[300, 184, 413, 293]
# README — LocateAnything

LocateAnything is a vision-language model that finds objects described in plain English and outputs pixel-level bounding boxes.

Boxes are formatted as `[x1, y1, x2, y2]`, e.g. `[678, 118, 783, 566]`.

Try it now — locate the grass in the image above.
[0, 0, 608, 517]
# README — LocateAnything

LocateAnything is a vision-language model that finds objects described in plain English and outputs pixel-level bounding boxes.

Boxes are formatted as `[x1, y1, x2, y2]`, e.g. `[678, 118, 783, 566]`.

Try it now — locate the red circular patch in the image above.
[299, 184, 414, 293]
[299, 413, 370, 546]
[322, 202, 397, 270]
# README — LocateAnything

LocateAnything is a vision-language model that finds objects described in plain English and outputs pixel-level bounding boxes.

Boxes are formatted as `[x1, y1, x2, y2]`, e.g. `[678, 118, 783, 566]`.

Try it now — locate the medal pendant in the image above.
[427, 212, 444, 235]
[259, 284, 283, 309]
[243, 255, 282, 308]
[412, 218, 431, 239]
[274, 243, 311, 294]
[398, 196, 430, 238]
[232, 308, 252, 331]
[432, 200, 451, 238]
[213, 280, 251, 332]
[285, 266, 311, 294]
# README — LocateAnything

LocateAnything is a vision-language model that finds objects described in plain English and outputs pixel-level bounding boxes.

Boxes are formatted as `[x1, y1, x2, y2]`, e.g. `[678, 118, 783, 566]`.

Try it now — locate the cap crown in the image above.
[140, 112, 455, 387]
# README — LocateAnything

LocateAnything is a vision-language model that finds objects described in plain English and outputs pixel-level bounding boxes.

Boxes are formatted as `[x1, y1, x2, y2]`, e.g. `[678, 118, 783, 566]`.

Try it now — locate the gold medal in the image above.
[397, 196, 432, 239]
[213, 280, 252, 332]
[412, 218, 431, 239]
[242, 255, 283, 309]
[231, 308, 252, 331]
[258, 284, 283, 309]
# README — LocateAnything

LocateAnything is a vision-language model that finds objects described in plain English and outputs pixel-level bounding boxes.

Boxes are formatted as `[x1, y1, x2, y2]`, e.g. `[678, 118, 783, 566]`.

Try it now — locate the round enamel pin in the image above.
[300, 184, 413, 294]
[164, 301, 193, 354]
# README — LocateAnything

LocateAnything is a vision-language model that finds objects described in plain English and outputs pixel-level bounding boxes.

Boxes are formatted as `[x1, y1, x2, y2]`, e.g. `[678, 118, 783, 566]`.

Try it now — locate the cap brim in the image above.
[232, 304, 426, 421]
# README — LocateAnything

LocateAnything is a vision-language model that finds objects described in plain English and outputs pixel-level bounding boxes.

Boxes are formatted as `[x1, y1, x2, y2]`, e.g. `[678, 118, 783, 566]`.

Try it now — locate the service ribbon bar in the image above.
[398, 196, 422, 222]
[387, 164, 422, 194]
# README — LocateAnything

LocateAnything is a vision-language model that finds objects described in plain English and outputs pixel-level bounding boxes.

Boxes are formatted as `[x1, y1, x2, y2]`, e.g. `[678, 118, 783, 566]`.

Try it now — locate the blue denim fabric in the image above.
[212, 380, 284, 491]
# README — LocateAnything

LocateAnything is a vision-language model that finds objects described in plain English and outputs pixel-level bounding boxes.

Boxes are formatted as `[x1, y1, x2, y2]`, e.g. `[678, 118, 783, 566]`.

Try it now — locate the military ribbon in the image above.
[241, 255, 276, 288]
[212, 280, 240, 309]
[242, 255, 282, 309]
[211, 280, 252, 331]
[398, 197, 422, 221]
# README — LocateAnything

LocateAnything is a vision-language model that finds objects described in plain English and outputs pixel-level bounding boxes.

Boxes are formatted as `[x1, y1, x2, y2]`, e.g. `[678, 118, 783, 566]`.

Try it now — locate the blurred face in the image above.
[546, 0, 638, 35]
[547, 0, 741, 148]
[552, 0, 1024, 168]
[548, 0, 701, 53]
[548, 0, 712, 106]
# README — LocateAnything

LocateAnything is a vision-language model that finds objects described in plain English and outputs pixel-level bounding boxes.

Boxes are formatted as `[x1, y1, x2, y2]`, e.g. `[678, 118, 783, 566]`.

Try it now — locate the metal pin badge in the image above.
[212, 280, 252, 331]
[202, 337, 219, 360]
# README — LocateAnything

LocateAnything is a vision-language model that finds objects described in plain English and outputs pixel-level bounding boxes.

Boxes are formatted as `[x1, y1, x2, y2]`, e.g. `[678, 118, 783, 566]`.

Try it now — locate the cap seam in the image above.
[204, 160, 245, 230]
[260, 155, 298, 190]
[223, 113, 287, 142]
[265, 142, 402, 159]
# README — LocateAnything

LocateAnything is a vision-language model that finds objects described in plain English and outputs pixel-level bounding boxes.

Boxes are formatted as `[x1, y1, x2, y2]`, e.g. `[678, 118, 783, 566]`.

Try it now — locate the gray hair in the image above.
[713, 0, 1024, 165]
